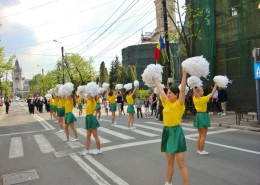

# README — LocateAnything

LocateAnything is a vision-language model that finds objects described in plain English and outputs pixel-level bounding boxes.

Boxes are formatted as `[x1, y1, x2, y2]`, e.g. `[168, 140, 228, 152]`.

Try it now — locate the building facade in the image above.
[12, 59, 25, 97]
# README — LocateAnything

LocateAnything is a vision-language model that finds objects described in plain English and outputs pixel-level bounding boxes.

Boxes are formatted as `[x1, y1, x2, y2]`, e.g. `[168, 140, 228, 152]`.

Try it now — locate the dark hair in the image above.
[71, 94, 76, 107]
[169, 86, 180, 98]
[108, 91, 113, 96]
[125, 90, 131, 95]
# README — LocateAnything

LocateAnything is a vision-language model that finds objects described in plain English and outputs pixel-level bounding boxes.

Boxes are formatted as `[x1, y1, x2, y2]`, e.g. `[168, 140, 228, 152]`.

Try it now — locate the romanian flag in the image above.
[153, 35, 165, 61]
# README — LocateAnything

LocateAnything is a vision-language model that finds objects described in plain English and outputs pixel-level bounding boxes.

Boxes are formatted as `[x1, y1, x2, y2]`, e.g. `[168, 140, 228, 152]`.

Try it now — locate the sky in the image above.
[0, 0, 184, 80]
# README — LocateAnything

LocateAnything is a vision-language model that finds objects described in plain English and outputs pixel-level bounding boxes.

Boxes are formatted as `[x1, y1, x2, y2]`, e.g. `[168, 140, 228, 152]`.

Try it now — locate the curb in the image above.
[211, 123, 260, 132]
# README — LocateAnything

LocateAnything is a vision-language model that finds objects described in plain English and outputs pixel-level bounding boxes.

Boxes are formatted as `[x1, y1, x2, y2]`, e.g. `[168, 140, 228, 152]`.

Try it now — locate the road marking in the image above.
[186, 137, 260, 155]
[55, 132, 84, 148]
[9, 137, 24, 158]
[70, 154, 110, 185]
[77, 128, 111, 144]
[113, 125, 158, 137]
[34, 114, 55, 130]
[98, 127, 135, 140]
[85, 155, 129, 185]
[0, 129, 48, 137]
[145, 121, 197, 131]
[185, 128, 238, 138]
[134, 123, 162, 132]
[34, 134, 55, 153]
[99, 139, 161, 152]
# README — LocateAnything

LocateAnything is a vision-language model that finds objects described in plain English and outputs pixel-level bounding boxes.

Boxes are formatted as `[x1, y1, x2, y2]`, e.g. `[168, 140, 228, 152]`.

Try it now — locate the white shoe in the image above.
[92, 149, 102, 155]
[221, 113, 226, 116]
[197, 150, 200, 154]
[72, 138, 79, 142]
[63, 139, 69, 142]
[58, 129, 64, 133]
[199, 150, 209, 155]
[164, 182, 172, 185]
[208, 112, 213, 115]
[80, 150, 89, 156]
[218, 112, 222, 115]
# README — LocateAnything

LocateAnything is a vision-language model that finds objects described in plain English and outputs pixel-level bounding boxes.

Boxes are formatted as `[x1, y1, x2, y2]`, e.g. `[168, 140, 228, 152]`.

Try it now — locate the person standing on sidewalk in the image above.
[116, 91, 122, 117]
[218, 87, 228, 116]
[4, 98, 11, 114]
[143, 96, 150, 118]
[135, 96, 143, 118]
[209, 85, 221, 114]
[193, 83, 217, 155]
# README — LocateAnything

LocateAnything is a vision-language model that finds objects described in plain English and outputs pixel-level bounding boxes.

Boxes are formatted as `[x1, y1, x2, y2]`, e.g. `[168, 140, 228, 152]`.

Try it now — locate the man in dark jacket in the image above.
[218, 87, 227, 116]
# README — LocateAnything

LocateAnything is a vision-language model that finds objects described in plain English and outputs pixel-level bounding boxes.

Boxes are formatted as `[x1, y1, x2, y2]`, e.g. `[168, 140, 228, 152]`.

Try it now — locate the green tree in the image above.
[109, 56, 122, 89]
[127, 65, 136, 82]
[1, 81, 11, 98]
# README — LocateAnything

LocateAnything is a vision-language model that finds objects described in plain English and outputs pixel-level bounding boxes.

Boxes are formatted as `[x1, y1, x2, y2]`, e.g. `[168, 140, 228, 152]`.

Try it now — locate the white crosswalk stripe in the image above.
[112, 125, 158, 137]
[34, 134, 55, 153]
[98, 127, 135, 140]
[9, 137, 24, 159]
[77, 128, 111, 144]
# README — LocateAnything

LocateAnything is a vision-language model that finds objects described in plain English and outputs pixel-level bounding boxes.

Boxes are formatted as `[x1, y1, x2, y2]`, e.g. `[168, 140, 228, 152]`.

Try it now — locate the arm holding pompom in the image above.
[179, 70, 188, 105]
[208, 83, 218, 99]
[153, 78, 167, 100]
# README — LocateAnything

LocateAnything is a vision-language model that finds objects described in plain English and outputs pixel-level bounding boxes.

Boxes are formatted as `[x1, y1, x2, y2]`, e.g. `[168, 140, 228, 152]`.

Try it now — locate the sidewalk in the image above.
[184, 111, 260, 132]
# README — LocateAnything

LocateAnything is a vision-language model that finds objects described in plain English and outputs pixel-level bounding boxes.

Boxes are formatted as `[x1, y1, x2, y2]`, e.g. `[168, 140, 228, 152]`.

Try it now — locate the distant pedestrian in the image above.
[116, 92, 123, 116]
[121, 100, 126, 115]
[103, 98, 109, 115]
[4, 98, 11, 114]
[209, 85, 221, 114]
[135, 96, 143, 118]
[143, 96, 150, 118]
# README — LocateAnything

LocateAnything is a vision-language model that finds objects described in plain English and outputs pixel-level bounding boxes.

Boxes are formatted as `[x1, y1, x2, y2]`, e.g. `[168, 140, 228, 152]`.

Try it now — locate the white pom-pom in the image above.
[102, 82, 110, 90]
[187, 76, 203, 89]
[85, 82, 99, 97]
[98, 87, 105, 94]
[62, 82, 74, 96]
[57, 85, 65, 97]
[154, 84, 165, 94]
[45, 94, 52, 100]
[76, 85, 85, 98]
[115, 84, 123, 90]
[178, 84, 190, 95]
[142, 64, 163, 87]
[124, 83, 133, 90]
[133, 80, 139, 87]
[213, 75, 232, 88]
[47, 89, 54, 95]
[54, 84, 62, 96]
[182, 56, 209, 78]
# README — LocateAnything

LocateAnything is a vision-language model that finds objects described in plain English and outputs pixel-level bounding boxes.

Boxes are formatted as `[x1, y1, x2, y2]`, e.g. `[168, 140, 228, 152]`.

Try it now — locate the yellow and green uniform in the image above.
[161, 99, 186, 154]
[108, 94, 116, 111]
[64, 98, 77, 124]
[193, 94, 211, 128]
[57, 98, 65, 117]
[85, 99, 100, 130]
[77, 98, 83, 110]
[126, 94, 135, 113]
[50, 98, 55, 112]
[53, 98, 58, 112]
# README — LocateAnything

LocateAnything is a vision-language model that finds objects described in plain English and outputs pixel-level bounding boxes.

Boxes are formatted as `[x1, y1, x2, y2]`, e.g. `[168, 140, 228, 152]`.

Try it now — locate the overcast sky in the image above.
[0, 0, 184, 80]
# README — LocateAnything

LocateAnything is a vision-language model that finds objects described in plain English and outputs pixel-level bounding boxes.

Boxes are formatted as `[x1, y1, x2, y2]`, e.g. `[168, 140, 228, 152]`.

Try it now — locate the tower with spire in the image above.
[12, 59, 25, 96]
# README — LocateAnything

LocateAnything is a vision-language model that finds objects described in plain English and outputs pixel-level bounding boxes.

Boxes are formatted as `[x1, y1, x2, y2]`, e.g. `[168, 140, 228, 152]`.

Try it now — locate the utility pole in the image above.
[162, 0, 172, 83]
[61, 46, 65, 84]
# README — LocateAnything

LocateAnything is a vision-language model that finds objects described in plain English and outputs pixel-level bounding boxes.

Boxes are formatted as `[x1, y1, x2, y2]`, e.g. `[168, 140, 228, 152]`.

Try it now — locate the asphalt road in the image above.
[0, 102, 260, 185]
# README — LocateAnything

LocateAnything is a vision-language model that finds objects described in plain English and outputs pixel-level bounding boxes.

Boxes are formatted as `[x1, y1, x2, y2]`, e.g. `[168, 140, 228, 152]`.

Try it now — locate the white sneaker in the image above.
[199, 150, 209, 155]
[208, 112, 213, 115]
[197, 150, 200, 154]
[218, 112, 222, 115]
[164, 182, 172, 185]
[58, 129, 64, 133]
[221, 113, 226, 116]
[80, 150, 89, 156]
[92, 149, 102, 155]
[71, 138, 79, 142]
[63, 139, 69, 142]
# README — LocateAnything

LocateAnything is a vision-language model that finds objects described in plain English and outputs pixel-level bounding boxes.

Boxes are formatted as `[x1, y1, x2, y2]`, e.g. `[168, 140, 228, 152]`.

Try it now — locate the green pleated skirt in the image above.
[77, 103, 83, 110]
[57, 107, 65, 117]
[54, 106, 58, 112]
[110, 103, 117, 111]
[193, 112, 211, 128]
[65, 112, 77, 124]
[96, 103, 101, 110]
[85, 114, 100, 130]
[127, 105, 135, 114]
[161, 125, 187, 154]
[50, 105, 54, 112]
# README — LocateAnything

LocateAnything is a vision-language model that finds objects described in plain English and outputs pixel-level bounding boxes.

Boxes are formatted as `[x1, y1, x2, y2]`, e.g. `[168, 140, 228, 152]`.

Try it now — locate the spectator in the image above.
[4, 98, 11, 114]
[218, 87, 228, 116]
[150, 93, 157, 116]
[116, 92, 123, 116]
[135, 96, 143, 118]
[143, 96, 150, 118]
[209, 85, 221, 114]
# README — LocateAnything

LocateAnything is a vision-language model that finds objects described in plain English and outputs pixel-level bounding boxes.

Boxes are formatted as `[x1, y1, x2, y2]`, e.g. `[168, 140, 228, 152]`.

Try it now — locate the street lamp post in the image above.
[37, 65, 45, 94]
[53, 40, 65, 84]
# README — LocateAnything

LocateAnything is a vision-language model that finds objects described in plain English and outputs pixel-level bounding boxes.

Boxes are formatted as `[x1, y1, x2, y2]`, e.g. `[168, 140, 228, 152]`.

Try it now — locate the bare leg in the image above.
[176, 152, 190, 185]
[199, 128, 208, 151]
[165, 153, 175, 184]
[69, 123, 78, 139]
[64, 124, 69, 140]
[86, 130, 92, 150]
[92, 129, 101, 149]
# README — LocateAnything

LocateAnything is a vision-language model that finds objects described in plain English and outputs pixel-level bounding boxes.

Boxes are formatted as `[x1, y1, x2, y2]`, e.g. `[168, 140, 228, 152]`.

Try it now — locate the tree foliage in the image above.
[99, 61, 109, 86]
[0, 47, 15, 79]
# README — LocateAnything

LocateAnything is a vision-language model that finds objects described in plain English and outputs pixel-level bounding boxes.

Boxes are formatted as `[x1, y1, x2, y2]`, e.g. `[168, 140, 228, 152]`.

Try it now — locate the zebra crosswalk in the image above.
[2, 118, 219, 160]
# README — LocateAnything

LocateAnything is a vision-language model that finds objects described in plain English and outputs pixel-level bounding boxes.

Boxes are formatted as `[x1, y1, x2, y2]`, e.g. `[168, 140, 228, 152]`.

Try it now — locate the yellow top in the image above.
[50, 98, 54, 106]
[107, 95, 116, 104]
[162, 99, 185, 127]
[57, 98, 65, 108]
[53, 98, 58, 106]
[65, 99, 74, 113]
[126, 94, 134, 105]
[193, 95, 211, 112]
[86, 99, 96, 115]
[77, 97, 82, 104]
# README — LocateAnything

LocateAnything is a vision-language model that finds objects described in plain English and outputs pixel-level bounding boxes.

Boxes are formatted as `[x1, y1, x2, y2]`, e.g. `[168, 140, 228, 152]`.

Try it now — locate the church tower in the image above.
[12, 59, 25, 96]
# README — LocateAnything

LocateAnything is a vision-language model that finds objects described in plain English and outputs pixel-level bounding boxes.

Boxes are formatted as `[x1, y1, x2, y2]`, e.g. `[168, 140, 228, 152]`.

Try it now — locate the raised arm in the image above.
[208, 83, 218, 98]
[178, 70, 188, 105]
[153, 78, 167, 100]
[131, 87, 137, 95]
